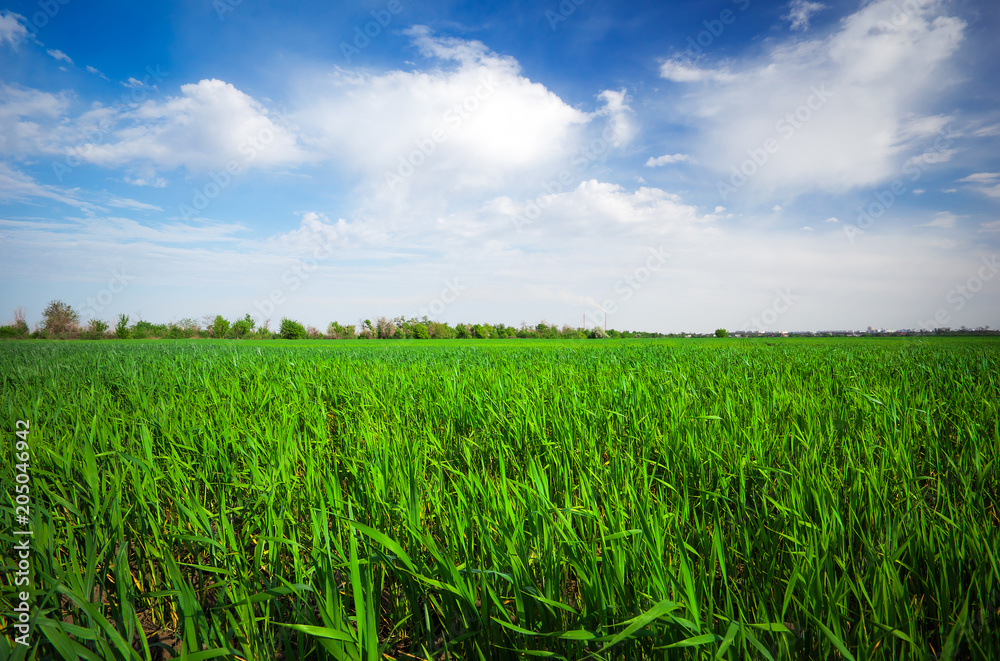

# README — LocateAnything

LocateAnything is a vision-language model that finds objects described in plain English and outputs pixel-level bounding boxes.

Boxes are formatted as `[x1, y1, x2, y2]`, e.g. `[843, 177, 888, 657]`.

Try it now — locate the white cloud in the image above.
[659, 59, 737, 83]
[488, 180, 716, 246]
[801, 225, 814, 231]
[971, 124, 1000, 138]
[645, 153, 689, 167]
[919, 211, 957, 228]
[405, 25, 491, 64]
[0, 84, 70, 123]
[295, 27, 591, 205]
[783, 0, 827, 31]
[107, 196, 163, 212]
[596, 89, 635, 148]
[78, 79, 314, 173]
[958, 172, 1000, 184]
[979, 220, 1000, 233]
[958, 172, 1000, 198]
[663, 0, 966, 201]
[264, 211, 359, 257]
[86, 65, 110, 80]
[0, 162, 96, 211]
[0, 83, 71, 148]
[0, 11, 28, 49]
[824, 216, 839, 223]
[124, 175, 168, 188]
[47, 49, 73, 64]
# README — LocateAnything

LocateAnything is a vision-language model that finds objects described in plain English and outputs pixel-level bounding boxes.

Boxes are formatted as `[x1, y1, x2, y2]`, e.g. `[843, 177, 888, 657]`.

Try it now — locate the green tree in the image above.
[715, 328, 729, 338]
[279, 317, 307, 339]
[232, 314, 255, 339]
[42, 300, 79, 337]
[428, 321, 455, 339]
[114, 314, 130, 339]
[212, 315, 231, 339]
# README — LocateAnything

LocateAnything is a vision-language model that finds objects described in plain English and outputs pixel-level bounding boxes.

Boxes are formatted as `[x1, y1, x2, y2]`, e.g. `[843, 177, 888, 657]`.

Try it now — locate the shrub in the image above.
[280, 318, 307, 340]
[0, 309, 29, 339]
[0, 322, 28, 339]
[165, 323, 187, 339]
[82, 319, 109, 340]
[131, 321, 165, 339]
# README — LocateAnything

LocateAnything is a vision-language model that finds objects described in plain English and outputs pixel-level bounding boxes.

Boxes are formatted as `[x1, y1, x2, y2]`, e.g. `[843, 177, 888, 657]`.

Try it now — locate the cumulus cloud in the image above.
[595, 89, 634, 147]
[661, 0, 966, 202]
[783, 0, 827, 31]
[645, 153, 689, 167]
[263, 211, 360, 257]
[490, 180, 716, 244]
[78, 79, 314, 173]
[295, 27, 591, 204]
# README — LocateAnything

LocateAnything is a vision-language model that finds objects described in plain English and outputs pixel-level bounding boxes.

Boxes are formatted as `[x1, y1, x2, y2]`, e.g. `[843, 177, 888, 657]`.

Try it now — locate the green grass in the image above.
[2, 337, 999, 659]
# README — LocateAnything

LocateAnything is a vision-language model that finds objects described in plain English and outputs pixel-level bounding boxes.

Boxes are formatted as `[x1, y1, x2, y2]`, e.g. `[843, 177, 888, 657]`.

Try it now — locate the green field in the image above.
[2, 338, 999, 660]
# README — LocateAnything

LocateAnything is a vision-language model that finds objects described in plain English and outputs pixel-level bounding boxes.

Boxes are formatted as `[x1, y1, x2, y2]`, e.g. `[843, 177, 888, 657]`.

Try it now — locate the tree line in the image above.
[0, 301, 680, 341]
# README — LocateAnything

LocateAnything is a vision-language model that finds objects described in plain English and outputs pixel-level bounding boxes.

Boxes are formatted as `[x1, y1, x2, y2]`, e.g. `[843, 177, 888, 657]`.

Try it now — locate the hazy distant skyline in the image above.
[1, 0, 998, 333]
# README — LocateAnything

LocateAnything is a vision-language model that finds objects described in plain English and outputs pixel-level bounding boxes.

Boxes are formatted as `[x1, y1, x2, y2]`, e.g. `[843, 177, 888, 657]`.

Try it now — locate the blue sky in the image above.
[1, 0, 998, 333]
